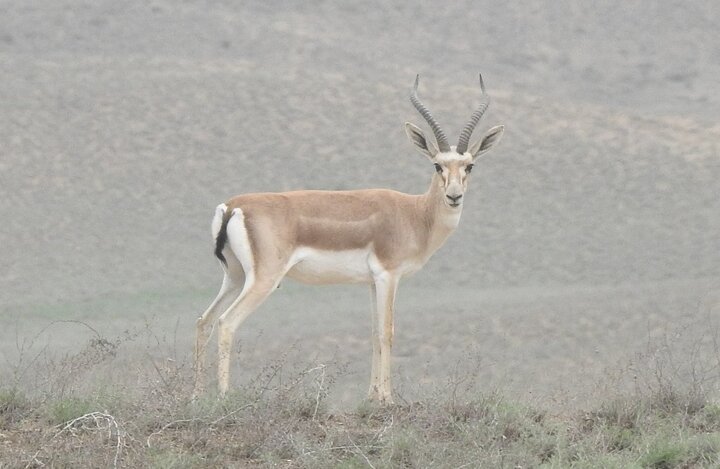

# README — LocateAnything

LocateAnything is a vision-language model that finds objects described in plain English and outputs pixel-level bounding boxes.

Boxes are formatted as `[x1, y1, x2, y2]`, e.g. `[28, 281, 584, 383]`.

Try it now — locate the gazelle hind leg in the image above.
[216, 275, 282, 396]
[216, 209, 288, 395]
[194, 203, 245, 396]
[193, 262, 244, 395]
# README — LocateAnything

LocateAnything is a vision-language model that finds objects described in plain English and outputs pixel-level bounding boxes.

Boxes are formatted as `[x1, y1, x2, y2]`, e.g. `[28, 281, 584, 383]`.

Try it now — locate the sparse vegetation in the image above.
[1, 323, 720, 468]
[3, 377, 720, 468]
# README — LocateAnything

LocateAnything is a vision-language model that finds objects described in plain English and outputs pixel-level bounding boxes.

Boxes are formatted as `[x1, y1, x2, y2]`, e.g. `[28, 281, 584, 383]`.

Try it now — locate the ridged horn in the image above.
[410, 75, 450, 153]
[456, 73, 490, 154]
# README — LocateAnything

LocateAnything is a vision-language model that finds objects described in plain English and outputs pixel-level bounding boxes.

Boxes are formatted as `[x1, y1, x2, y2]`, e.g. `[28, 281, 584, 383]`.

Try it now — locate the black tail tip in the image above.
[214, 212, 231, 267]
[215, 245, 228, 267]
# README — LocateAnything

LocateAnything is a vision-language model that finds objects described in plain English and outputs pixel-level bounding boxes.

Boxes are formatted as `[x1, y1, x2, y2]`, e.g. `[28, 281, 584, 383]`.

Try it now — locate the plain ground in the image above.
[1, 0, 720, 411]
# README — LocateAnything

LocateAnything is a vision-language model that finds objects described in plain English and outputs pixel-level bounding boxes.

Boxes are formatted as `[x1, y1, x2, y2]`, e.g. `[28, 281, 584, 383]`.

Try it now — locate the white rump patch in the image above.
[211, 203, 227, 240]
[226, 208, 255, 286]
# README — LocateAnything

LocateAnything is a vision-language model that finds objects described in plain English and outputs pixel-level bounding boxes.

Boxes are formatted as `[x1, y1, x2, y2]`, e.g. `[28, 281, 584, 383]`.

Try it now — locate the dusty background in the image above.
[1, 1, 719, 407]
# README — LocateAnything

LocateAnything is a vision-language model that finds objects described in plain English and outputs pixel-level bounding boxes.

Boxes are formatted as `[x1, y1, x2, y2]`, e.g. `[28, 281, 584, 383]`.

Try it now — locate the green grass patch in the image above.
[47, 397, 94, 424]
[148, 449, 206, 469]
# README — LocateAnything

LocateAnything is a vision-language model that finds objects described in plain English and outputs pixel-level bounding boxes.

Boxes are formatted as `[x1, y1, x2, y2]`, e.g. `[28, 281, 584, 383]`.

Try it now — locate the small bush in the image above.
[691, 403, 720, 432]
[588, 397, 643, 430]
[606, 425, 636, 451]
[684, 433, 720, 466]
[640, 440, 686, 469]
[387, 428, 422, 467]
[0, 388, 30, 427]
[47, 397, 93, 424]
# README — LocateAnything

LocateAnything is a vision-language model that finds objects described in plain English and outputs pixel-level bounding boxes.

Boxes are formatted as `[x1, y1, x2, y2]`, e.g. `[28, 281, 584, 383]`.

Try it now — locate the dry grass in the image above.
[2, 322, 720, 468]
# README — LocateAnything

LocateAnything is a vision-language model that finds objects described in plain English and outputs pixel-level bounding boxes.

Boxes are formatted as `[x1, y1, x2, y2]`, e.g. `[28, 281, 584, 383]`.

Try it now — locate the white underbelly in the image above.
[286, 247, 373, 284]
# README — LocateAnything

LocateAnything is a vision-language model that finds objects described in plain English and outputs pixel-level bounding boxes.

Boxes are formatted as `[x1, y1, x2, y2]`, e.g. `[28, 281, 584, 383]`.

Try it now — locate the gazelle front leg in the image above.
[368, 282, 381, 400]
[371, 272, 399, 404]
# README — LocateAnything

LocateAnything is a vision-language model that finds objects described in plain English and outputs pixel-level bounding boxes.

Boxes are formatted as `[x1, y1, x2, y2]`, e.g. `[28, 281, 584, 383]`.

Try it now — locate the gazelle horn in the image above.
[410, 74, 450, 153]
[456, 73, 490, 154]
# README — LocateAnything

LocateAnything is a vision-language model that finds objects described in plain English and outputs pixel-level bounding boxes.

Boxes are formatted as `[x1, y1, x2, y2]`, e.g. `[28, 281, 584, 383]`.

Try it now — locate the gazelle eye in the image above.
[434, 163, 443, 173]
[465, 164, 474, 173]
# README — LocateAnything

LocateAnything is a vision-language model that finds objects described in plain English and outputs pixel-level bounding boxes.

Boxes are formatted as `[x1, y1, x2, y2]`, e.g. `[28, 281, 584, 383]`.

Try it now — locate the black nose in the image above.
[446, 194, 462, 202]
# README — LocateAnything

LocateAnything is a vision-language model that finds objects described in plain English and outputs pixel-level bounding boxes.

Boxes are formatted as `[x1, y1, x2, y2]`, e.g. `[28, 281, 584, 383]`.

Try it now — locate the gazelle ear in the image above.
[468, 125, 504, 160]
[405, 122, 439, 160]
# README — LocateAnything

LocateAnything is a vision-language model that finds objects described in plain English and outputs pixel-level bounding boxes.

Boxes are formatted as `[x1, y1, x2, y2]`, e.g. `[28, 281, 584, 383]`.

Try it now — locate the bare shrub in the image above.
[0, 388, 30, 428]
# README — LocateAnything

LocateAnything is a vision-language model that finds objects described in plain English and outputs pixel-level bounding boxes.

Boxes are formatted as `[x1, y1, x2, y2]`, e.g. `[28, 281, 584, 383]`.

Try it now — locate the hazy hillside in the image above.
[1, 0, 719, 406]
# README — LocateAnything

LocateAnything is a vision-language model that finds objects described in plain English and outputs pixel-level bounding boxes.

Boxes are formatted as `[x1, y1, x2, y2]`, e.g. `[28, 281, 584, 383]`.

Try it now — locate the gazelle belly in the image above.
[286, 247, 373, 284]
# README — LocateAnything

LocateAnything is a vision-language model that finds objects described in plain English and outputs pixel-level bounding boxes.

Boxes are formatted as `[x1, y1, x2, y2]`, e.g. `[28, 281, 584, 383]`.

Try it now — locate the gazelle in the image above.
[194, 74, 504, 403]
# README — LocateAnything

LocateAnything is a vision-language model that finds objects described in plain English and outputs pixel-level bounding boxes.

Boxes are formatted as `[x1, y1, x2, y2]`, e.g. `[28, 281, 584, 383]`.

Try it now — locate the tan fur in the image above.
[222, 181, 453, 273]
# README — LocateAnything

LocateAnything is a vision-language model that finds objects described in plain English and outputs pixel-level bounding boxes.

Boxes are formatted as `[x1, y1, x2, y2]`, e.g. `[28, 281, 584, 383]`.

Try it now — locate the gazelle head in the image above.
[405, 74, 504, 209]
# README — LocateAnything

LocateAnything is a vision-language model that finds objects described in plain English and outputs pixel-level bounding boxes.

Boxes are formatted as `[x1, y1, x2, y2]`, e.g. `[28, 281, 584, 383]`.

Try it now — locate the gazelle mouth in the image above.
[448, 202, 461, 208]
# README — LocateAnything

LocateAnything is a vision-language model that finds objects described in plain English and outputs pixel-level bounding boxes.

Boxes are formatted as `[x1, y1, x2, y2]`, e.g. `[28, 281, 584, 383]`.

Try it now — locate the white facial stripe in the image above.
[435, 153, 472, 165]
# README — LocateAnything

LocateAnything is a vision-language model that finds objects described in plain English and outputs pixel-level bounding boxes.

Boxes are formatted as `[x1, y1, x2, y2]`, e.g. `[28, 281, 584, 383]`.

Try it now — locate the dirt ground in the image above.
[1, 1, 719, 408]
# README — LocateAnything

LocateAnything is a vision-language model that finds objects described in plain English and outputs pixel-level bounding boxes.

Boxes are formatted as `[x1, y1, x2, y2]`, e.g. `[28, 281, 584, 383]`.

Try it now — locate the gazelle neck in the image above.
[421, 172, 463, 236]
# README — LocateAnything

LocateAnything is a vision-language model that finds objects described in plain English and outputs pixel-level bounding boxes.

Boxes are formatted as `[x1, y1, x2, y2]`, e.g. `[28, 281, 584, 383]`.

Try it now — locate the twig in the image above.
[455, 461, 480, 469]
[50, 411, 124, 468]
[210, 403, 255, 426]
[23, 450, 45, 469]
[46, 320, 103, 341]
[147, 401, 258, 449]
[147, 353, 170, 389]
[346, 434, 376, 469]
[312, 364, 326, 421]
[301, 444, 382, 457]
[374, 413, 393, 442]
[146, 418, 203, 448]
